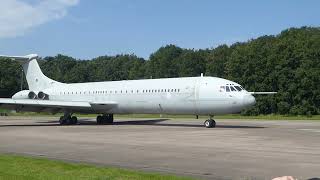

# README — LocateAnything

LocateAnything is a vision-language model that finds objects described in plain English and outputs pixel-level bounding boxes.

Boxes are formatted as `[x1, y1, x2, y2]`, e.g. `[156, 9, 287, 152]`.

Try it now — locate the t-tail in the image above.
[0, 54, 64, 91]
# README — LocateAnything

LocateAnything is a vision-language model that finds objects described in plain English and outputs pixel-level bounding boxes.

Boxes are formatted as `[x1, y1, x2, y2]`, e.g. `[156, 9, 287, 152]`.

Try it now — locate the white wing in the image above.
[0, 98, 117, 114]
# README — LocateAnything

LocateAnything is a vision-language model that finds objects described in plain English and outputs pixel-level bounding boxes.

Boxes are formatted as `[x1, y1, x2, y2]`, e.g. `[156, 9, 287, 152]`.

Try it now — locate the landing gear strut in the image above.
[97, 114, 114, 125]
[204, 115, 216, 128]
[59, 113, 78, 125]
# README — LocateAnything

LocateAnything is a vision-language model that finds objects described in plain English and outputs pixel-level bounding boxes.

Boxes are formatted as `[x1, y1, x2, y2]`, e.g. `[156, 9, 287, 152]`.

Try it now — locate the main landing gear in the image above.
[97, 114, 114, 125]
[204, 115, 216, 128]
[59, 114, 78, 125]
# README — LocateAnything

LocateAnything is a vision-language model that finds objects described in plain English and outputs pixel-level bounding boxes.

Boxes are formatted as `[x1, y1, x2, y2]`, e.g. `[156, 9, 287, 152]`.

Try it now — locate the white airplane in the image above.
[0, 54, 276, 128]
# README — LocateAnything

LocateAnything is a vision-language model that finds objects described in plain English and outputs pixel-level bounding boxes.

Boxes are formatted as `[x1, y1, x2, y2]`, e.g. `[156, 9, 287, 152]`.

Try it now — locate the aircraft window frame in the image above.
[226, 86, 230, 92]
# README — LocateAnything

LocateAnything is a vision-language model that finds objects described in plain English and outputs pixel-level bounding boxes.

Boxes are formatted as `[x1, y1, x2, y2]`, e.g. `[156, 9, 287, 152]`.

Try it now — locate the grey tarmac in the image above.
[0, 116, 319, 180]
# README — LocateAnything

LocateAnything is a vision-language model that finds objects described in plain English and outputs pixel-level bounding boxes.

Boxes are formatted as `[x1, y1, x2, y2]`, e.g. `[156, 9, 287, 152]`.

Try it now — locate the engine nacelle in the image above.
[28, 91, 38, 99]
[37, 91, 49, 100]
[12, 90, 38, 99]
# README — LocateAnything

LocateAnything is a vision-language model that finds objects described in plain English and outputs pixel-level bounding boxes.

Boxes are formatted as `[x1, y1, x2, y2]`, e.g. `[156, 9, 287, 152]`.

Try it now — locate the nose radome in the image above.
[242, 95, 256, 107]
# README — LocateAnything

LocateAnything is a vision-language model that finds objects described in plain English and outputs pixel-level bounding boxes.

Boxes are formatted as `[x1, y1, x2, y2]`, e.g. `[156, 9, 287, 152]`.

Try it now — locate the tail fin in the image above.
[0, 54, 63, 91]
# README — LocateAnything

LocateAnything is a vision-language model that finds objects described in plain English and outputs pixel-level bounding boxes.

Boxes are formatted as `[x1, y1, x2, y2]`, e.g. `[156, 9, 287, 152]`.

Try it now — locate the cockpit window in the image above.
[222, 84, 246, 92]
[230, 86, 237, 91]
[226, 86, 230, 92]
[234, 86, 242, 91]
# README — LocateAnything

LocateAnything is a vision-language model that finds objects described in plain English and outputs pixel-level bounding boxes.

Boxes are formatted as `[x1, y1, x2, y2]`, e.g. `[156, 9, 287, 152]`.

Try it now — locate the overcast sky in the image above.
[0, 0, 319, 59]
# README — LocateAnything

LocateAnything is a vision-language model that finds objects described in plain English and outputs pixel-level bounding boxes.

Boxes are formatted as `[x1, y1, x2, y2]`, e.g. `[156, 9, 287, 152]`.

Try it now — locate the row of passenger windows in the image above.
[220, 85, 244, 92]
[59, 89, 181, 95]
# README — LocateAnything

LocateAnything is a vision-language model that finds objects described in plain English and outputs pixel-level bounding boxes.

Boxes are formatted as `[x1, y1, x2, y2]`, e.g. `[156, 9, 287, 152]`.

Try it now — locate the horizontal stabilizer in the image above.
[249, 92, 277, 95]
[0, 54, 38, 62]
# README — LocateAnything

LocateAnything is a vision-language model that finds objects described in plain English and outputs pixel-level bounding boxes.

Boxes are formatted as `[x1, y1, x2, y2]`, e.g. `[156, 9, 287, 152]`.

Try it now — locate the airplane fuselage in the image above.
[39, 76, 256, 115]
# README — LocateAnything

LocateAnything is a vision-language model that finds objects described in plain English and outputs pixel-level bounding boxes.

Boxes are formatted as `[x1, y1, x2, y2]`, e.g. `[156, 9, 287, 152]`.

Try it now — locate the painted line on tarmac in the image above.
[298, 129, 320, 133]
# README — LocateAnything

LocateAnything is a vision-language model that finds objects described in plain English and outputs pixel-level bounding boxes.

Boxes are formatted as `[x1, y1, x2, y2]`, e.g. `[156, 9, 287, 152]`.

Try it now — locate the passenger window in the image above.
[226, 86, 230, 92]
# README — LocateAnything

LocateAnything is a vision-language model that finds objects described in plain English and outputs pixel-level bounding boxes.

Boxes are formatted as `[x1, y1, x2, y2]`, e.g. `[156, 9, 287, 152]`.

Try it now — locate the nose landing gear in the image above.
[204, 115, 216, 128]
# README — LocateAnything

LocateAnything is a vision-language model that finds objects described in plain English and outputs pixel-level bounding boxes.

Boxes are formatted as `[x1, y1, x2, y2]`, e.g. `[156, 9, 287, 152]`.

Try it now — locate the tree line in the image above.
[0, 27, 319, 115]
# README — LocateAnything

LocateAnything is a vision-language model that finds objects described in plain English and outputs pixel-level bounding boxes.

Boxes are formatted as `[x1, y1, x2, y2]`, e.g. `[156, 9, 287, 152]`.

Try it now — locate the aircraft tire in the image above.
[66, 118, 72, 125]
[71, 116, 78, 125]
[97, 115, 103, 124]
[59, 116, 64, 125]
[204, 119, 216, 128]
[106, 115, 113, 124]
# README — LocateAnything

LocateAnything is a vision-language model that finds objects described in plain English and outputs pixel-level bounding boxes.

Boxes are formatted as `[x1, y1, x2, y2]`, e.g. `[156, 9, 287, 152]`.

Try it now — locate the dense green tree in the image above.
[145, 45, 183, 78]
[0, 27, 319, 115]
[0, 59, 21, 97]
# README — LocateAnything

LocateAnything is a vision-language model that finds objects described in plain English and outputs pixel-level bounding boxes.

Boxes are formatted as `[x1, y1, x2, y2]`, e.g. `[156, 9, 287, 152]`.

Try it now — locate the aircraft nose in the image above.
[242, 95, 256, 107]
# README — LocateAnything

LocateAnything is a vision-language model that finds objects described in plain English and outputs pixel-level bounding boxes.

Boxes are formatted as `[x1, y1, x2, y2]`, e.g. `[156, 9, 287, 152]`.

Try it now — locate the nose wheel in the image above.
[204, 119, 216, 128]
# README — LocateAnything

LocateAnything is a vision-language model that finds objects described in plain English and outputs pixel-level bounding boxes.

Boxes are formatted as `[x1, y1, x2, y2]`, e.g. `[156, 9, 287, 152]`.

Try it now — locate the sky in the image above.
[0, 0, 319, 60]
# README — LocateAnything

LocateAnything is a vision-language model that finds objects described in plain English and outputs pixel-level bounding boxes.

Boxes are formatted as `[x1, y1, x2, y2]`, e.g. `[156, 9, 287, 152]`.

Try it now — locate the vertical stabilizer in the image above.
[0, 54, 63, 91]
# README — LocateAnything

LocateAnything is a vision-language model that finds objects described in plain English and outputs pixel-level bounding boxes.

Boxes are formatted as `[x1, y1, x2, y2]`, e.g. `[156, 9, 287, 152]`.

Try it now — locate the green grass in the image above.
[0, 154, 194, 180]
[214, 114, 320, 120]
[117, 114, 320, 120]
[0, 108, 8, 113]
